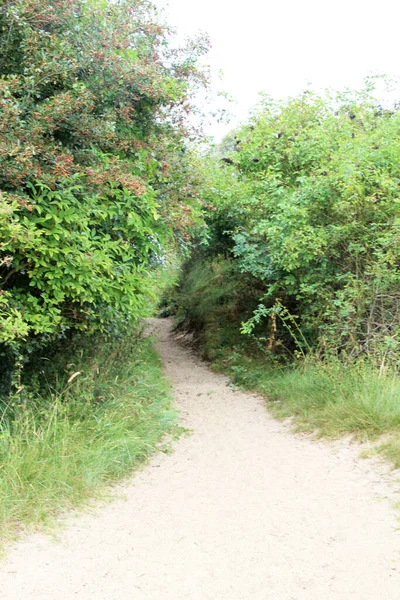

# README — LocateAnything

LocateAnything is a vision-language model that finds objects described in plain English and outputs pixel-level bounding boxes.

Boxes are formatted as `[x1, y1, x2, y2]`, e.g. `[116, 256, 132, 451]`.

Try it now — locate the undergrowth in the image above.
[172, 259, 260, 357]
[0, 331, 176, 546]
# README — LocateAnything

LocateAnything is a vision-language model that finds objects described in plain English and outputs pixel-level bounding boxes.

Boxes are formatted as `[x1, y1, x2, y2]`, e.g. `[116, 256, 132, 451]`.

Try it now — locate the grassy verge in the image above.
[170, 257, 400, 470]
[213, 350, 400, 468]
[0, 331, 176, 545]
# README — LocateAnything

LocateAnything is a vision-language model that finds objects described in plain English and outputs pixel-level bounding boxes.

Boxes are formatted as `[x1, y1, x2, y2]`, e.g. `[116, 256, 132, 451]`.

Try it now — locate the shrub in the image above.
[0, 0, 209, 394]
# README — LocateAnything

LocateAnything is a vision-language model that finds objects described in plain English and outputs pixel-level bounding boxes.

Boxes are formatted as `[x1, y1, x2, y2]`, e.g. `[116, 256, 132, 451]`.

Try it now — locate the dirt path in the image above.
[1, 318, 400, 599]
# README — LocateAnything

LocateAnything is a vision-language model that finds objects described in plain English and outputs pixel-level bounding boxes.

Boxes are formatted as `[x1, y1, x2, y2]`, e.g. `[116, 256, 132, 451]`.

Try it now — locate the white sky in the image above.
[155, 0, 400, 140]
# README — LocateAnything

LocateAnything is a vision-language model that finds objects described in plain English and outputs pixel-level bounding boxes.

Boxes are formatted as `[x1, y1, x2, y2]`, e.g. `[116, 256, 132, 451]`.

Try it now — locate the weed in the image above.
[0, 334, 176, 546]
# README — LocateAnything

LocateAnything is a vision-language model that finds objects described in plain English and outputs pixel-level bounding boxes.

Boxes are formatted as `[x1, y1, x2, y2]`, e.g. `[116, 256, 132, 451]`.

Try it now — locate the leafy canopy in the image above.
[190, 85, 400, 363]
[0, 0, 209, 352]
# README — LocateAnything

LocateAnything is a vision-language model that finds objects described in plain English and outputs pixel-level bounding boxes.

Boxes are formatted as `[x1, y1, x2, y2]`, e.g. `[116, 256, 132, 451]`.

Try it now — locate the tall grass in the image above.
[216, 353, 400, 467]
[0, 333, 176, 544]
[173, 259, 258, 357]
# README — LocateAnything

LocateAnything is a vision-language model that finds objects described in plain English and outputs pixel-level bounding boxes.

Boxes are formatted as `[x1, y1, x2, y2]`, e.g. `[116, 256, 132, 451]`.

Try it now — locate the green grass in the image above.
[215, 351, 400, 467]
[0, 332, 176, 545]
[173, 258, 258, 357]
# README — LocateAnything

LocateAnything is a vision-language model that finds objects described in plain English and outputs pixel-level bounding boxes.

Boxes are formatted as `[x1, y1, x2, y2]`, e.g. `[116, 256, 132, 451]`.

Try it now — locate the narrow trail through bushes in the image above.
[1, 318, 400, 599]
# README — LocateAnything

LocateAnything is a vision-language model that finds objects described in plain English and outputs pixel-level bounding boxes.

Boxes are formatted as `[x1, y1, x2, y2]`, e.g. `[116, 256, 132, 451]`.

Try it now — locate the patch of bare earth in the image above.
[1, 318, 400, 599]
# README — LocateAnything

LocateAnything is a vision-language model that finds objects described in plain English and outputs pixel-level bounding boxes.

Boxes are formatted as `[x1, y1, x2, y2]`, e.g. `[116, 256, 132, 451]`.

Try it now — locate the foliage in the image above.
[185, 84, 400, 365]
[0, 0, 209, 392]
[0, 331, 176, 544]
[173, 258, 263, 358]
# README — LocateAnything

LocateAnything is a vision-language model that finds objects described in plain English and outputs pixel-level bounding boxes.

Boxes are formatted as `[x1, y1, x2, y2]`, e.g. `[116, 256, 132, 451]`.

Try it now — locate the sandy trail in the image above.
[1, 318, 400, 599]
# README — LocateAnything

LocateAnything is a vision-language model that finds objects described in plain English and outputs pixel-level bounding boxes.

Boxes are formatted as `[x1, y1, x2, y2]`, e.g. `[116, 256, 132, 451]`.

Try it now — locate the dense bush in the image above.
[0, 0, 208, 395]
[183, 86, 400, 367]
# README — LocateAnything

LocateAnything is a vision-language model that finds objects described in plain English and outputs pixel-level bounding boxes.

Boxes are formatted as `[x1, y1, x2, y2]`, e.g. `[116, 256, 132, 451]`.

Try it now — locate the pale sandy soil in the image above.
[1, 318, 400, 599]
